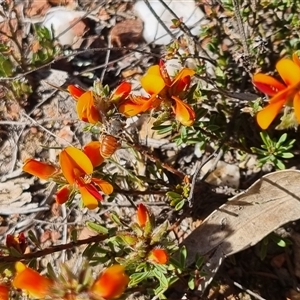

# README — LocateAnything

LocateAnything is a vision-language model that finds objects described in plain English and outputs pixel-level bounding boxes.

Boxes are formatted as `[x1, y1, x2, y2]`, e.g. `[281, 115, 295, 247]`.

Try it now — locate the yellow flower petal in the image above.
[256, 98, 286, 130]
[252, 73, 286, 96]
[13, 262, 52, 299]
[147, 65, 162, 76]
[267, 86, 293, 104]
[22, 159, 57, 180]
[92, 178, 113, 195]
[172, 68, 195, 85]
[76, 91, 101, 124]
[118, 96, 156, 117]
[118, 101, 144, 116]
[172, 96, 195, 126]
[59, 147, 93, 184]
[83, 141, 104, 167]
[91, 265, 129, 300]
[88, 105, 102, 124]
[79, 186, 102, 209]
[76, 91, 90, 121]
[141, 65, 166, 95]
[276, 58, 300, 87]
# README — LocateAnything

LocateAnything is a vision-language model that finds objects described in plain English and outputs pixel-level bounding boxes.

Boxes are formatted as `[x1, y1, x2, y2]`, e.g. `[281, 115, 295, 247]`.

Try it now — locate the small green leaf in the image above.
[260, 131, 272, 147]
[153, 268, 168, 289]
[117, 232, 138, 246]
[1, 59, 14, 76]
[151, 221, 168, 244]
[175, 199, 185, 210]
[280, 152, 294, 159]
[131, 222, 144, 237]
[70, 229, 78, 242]
[129, 271, 149, 286]
[166, 191, 182, 200]
[259, 237, 269, 261]
[276, 133, 287, 147]
[82, 243, 101, 258]
[109, 212, 122, 226]
[47, 263, 57, 280]
[270, 233, 292, 248]
[168, 257, 182, 269]
[195, 254, 205, 269]
[188, 275, 195, 290]
[86, 221, 109, 235]
[180, 246, 187, 268]
[274, 159, 285, 170]
[8, 247, 22, 257]
[28, 230, 41, 249]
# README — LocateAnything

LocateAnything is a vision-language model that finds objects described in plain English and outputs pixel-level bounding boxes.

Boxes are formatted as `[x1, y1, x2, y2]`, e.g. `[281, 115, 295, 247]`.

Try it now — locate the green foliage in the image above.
[0, 53, 14, 77]
[251, 132, 295, 169]
[258, 233, 292, 261]
[31, 25, 61, 66]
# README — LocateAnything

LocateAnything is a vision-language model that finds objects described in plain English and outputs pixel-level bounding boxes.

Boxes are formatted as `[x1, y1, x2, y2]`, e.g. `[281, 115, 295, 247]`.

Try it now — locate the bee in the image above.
[99, 134, 121, 158]
[92, 82, 126, 158]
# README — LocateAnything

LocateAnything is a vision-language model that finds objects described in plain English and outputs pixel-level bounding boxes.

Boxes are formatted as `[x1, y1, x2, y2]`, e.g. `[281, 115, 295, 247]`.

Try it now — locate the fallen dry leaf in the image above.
[78, 227, 98, 240]
[0, 226, 9, 235]
[110, 19, 143, 47]
[180, 170, 300, 292]
[57, 125, 74, 146]
[97, 8, 110, 21]
[48, 0, 77, 8]
[68, 17, 88, 40]
[50, 230, 61, 242]
[6, 102, 21, 120]
[25, 0, 51, 17]
[40, 230, 52, 243]
[51, 202, 61, 217]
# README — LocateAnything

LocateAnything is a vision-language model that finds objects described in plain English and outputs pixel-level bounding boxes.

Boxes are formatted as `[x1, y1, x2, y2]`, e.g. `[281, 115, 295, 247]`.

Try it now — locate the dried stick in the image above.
[0, 234, 108, 263]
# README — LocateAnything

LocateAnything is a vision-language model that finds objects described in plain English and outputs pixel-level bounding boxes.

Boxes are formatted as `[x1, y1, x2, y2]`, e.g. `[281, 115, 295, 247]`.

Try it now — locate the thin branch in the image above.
[187, 144, 224, 207]
[128, 142, 186, 180]
[143, 0, 177, 41]
[100, 35, 112, 82]
[156, 0, 211, 61]
[0, 234, 108, 263]
[232, 0, 249, 57]
[0, 47, 160, 82]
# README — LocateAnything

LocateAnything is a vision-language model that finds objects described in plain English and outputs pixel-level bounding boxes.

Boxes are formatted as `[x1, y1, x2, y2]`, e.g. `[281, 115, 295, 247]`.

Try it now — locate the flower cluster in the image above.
[22, 62, 197, 212]
[68, 60, 196, 127]
[136, 203, 168, 264]
[6, 233, 28, 255]
[23, 141, 113, 209]
[253, 52, 300, 129]
[119, 61, 196, 126]
[8, 262, 129, 300]
[116, 203, 169, 266]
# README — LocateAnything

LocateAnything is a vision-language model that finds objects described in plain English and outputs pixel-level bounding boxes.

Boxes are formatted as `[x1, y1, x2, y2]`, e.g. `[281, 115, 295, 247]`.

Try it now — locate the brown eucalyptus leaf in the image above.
[181, 170, 300, 291]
